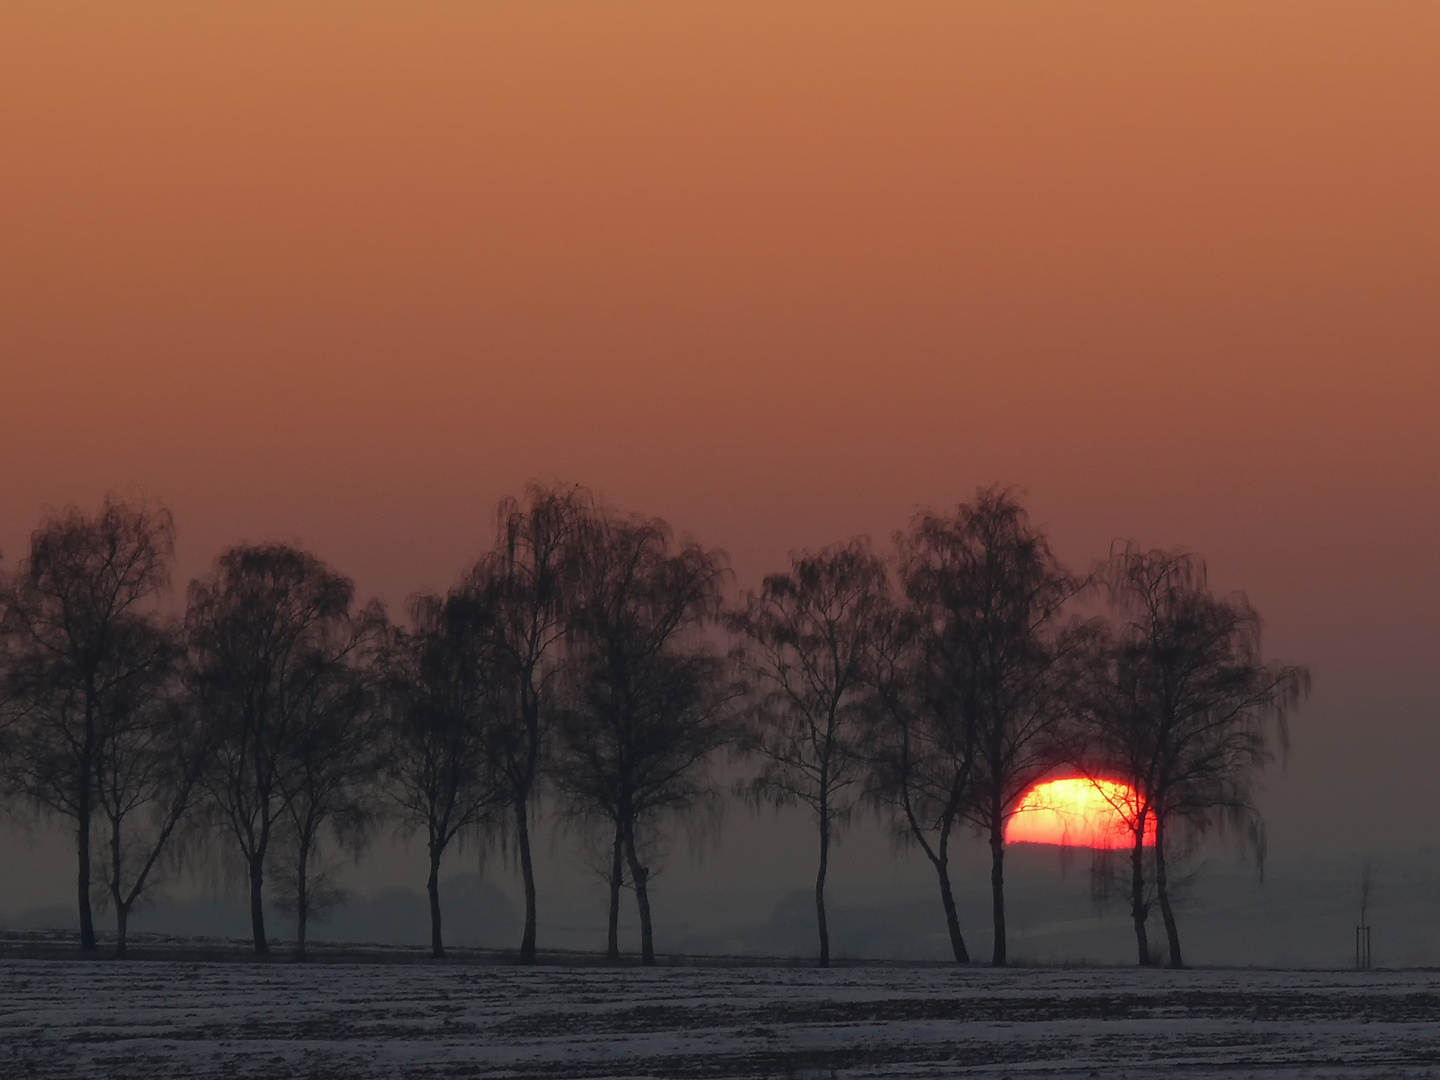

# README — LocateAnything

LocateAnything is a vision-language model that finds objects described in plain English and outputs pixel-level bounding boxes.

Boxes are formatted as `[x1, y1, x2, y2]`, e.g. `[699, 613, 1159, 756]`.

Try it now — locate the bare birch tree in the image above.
[272, 609, 380, 958]
[730, 539, 887, 968]
[186, 543, 361, 955]
[92, 620, 208, 956]
[0, 497, 175, 951]
[864, 598, 976, 963]
[1079, 545, 1310, 967]
[897, 490, 1081, 966]
[554, 510, 732, 964]
[467, 484, 590, 964]
[381, 593, 500, 958]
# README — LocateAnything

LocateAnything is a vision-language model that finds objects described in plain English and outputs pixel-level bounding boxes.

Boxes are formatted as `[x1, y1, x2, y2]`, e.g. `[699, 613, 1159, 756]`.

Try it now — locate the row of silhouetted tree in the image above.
[0, 486, 1309, 967]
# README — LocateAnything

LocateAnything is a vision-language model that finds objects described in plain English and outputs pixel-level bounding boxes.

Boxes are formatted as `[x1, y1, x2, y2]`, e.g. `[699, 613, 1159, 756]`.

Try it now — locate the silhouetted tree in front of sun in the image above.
[1078, 545, 1310, 967]
[554, 507, 733, 965]
[730, 539, 888, 969]
[0, 497, 176, 952]
[896, 489, 1083, 967]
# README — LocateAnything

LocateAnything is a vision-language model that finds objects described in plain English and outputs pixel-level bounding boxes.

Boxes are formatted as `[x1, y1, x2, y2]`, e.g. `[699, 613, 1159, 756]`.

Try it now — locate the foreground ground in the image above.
[2, 948, 1439, 1078]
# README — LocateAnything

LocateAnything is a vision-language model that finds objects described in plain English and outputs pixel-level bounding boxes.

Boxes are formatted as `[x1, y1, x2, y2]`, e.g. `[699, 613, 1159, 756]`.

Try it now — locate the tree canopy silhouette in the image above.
[0, 486, 1315, 969]
[896, 489, 1081, 966]
[864, 591, 975, 963]
[186, 543, 365, 956]
[466, 484, 592, 964]
[1076, 545, 1311, 967]
[380, 592, 504, 958]
[555, 507, 733, 964]
[0, 497, 175, 951]
[731, 539, 888, 968]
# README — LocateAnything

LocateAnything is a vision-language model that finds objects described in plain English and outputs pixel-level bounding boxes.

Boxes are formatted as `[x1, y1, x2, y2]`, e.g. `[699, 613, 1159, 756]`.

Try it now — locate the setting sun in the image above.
[1006, 778, 1155, 850]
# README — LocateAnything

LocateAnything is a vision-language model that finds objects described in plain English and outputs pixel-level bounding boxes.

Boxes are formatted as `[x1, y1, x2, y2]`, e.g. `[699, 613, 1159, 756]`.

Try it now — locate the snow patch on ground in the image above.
[5, 960, 1440, 1077]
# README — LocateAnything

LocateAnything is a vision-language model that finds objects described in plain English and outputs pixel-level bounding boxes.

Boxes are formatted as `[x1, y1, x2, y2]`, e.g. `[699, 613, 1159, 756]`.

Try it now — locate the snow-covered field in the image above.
[3, 958, 1439, 1078]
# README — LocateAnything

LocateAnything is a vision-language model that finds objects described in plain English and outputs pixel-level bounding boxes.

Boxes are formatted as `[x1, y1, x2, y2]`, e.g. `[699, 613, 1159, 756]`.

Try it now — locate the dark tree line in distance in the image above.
[0, 487, 1309, 968]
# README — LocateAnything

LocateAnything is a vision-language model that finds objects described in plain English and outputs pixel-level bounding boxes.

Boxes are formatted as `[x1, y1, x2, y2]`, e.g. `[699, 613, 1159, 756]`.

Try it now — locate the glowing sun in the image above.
[1005, 777, 1155, 850]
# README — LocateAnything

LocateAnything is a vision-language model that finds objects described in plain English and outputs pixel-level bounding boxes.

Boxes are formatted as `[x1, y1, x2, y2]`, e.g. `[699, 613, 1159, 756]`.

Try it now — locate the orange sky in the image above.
[1, 2, 1437, 855]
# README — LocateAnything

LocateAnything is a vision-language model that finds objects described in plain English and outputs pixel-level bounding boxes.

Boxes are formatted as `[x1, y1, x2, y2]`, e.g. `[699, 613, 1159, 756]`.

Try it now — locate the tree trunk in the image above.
[111, 817, 126, 959]
[988, 811, 1007, 967]
[934, 853, 970, 964]
[77, 692, 97, 952]
[1154, 811, 1183, 968]
[515, 801, 538, 964]
[115, 902, 129, 959]
[1130, 815, 1152, 966]
[77, 803, 96, 952]
[427, 843, 445, 960]
[295, 845, 309, 962]
[815, 811, 831, 969]
[906, 789, 969, 964]
[606, 820, 624, 961]
[623, 825, 654, 965]
[249, 856, 269, 955]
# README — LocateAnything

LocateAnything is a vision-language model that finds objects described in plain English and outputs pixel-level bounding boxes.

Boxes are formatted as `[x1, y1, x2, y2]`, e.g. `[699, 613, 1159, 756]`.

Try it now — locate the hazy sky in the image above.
[1, 3, 1437, 913]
